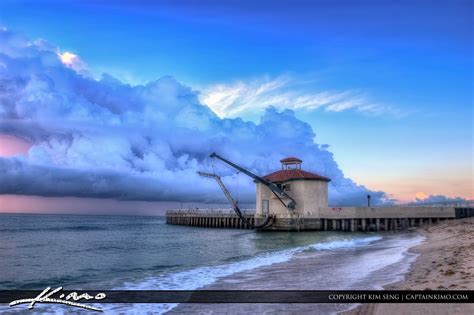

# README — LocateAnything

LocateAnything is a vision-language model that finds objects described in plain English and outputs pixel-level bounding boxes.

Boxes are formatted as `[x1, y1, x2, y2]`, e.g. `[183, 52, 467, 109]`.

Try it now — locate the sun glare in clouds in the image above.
[59, 51, 87, 73]
[415, 191, 427, 200]
[59, 51, 78, 65]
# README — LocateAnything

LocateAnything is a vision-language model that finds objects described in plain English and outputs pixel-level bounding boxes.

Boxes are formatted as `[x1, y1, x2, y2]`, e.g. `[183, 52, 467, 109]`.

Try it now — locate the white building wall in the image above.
[256, 180, 329, 218]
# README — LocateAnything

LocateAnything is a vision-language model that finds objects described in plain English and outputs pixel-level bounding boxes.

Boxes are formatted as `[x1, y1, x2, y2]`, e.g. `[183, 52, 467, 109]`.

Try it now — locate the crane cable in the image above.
[207, 155, 275, 229]
[230, 171, 274, 229]
[236, 171, 239, 205]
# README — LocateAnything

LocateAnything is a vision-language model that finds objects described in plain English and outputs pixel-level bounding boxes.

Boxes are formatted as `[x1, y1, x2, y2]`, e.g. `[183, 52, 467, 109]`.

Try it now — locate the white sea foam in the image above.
[119, 235, 383, 291]
[106, 235, 384, 314]
[309, 235, 382, 251]
[352, 235, 425, 288]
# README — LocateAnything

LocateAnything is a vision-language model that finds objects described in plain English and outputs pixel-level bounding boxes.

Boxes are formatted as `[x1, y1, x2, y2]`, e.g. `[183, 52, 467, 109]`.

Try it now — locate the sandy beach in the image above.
[347, 217, 474, 315]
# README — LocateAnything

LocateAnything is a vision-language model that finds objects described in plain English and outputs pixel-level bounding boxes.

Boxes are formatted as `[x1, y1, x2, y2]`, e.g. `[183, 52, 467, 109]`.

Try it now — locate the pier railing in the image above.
[166, 208, 256, 215]
[166, 208, 257, 229]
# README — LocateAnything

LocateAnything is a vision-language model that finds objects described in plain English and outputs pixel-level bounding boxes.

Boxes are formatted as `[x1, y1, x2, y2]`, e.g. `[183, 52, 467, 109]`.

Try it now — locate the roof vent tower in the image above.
[280, 157, 303, 170]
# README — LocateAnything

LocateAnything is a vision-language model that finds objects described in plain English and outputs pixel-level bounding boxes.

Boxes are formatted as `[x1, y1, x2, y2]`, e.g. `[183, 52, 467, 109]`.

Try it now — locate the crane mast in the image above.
[196, 171, 239, 213]
[197, 171, 274, 228]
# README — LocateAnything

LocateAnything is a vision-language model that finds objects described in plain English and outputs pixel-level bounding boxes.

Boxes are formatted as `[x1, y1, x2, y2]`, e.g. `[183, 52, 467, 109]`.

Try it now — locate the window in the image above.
[283, 184, 291, 191]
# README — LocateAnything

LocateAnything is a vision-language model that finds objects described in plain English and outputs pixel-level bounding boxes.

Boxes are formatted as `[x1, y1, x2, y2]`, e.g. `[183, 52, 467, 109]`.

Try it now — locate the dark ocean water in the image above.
[0, 214, 424, 314]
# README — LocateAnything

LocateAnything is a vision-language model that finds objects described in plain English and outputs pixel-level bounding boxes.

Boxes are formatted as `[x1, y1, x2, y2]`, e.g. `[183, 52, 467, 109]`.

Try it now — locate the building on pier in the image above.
[256, 157, 330, 218]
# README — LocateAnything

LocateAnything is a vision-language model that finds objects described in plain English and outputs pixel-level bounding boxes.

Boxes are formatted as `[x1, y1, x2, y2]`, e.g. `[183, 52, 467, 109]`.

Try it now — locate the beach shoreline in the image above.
[168, 231, 424, 314]
[345, 217, 474, 315]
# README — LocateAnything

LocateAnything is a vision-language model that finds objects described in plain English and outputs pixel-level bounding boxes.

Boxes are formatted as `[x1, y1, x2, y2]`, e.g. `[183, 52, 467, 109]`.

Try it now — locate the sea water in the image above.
[0, 214, 424, 314]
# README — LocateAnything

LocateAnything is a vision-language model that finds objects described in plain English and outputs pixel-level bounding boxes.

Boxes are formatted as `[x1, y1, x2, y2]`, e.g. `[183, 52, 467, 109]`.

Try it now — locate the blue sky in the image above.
[0, 0, 472, 206]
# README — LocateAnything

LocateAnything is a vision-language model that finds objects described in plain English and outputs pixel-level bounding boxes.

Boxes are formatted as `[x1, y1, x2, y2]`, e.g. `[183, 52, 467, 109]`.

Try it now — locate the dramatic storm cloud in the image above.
[0, 29, 391, 206]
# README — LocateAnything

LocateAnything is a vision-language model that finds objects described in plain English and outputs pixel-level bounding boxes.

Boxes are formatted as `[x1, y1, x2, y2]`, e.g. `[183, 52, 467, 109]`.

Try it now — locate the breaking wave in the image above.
[108, 235, 383, 314]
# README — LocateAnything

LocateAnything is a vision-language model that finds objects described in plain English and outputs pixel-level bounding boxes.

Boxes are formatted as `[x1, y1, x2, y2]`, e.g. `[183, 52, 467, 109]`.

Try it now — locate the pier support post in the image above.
[376, 218, 380, 231]
[351, 219, 356, 232]
[361, 219, 366, 231]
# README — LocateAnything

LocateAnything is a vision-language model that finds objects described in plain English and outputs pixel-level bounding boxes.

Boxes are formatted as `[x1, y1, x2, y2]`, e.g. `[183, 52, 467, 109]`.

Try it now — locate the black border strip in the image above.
[1, 290, 473, 304]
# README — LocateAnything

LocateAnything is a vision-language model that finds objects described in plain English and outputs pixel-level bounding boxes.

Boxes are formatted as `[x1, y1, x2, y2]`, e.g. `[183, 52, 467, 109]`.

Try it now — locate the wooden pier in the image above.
[166, 209, 256, 229]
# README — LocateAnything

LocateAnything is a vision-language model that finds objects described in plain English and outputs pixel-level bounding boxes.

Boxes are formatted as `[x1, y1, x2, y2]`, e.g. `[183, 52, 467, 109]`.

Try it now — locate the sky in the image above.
[0, 0, 472, 214]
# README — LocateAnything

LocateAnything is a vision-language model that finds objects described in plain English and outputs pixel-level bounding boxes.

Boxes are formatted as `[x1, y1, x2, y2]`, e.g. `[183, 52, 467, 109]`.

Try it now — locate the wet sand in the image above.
[347, 217, 474, 315]
[168, 218, 473, 314]
[170, 234, 423, 314]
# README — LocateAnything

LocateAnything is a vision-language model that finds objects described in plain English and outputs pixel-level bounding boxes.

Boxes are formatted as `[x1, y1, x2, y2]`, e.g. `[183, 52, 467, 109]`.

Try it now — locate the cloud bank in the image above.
[0, 29, 392, 206]
[413, 194, 468, 205]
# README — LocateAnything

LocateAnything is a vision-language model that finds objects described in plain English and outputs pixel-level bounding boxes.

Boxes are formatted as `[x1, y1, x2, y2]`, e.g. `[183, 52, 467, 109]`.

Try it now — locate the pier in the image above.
[166, 209, 256, 229]
[166, 205, 474, 231]
[170, 153, 473, 231]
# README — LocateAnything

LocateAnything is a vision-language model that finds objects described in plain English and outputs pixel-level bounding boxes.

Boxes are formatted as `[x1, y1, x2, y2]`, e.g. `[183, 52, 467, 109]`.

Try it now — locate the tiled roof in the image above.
[263, 169, 331, 183]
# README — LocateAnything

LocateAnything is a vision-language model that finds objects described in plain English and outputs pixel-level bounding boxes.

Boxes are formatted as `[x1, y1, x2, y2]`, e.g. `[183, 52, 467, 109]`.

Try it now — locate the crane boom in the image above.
[209, 152, 297, 209]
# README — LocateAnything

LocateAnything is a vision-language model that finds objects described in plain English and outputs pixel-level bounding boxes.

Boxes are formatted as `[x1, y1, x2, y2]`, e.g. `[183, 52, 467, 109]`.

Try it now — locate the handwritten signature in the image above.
[9, 286, 106, 312]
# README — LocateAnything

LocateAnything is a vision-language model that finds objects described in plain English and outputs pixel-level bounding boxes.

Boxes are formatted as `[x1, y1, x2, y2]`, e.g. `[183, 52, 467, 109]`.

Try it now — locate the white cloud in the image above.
[201, 75, 395, 118]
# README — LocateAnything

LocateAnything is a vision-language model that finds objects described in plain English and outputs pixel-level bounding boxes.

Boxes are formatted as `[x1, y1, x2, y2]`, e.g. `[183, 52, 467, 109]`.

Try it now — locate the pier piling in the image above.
[166, 205, 474, 231]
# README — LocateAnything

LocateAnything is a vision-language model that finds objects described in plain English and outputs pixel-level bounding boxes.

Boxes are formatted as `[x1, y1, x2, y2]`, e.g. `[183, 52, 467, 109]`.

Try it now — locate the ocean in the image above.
[0, 214, 424, 314]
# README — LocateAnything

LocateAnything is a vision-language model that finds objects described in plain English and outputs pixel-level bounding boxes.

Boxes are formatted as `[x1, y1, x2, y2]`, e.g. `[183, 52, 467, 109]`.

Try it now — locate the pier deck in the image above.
[166, 209, 256, 229]
[166, 205, 474, 231]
